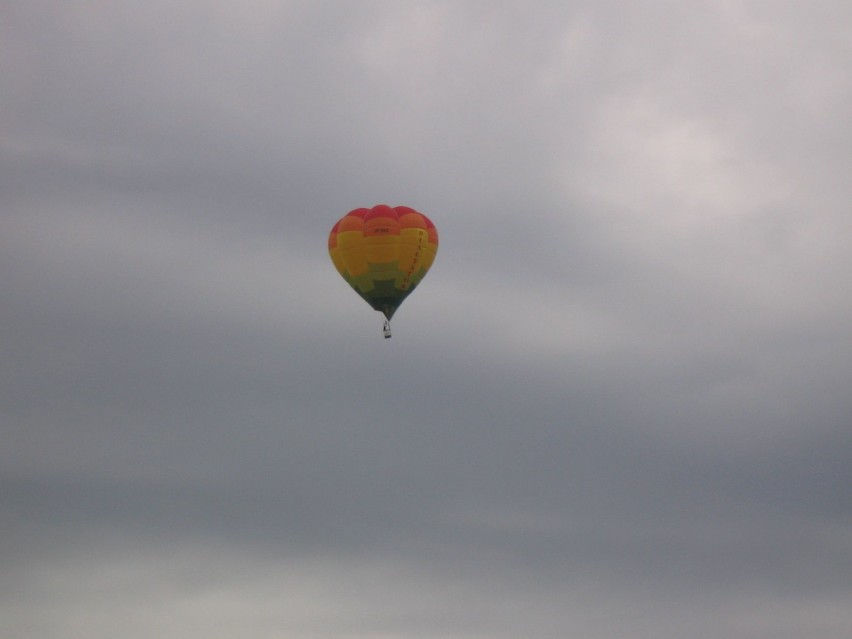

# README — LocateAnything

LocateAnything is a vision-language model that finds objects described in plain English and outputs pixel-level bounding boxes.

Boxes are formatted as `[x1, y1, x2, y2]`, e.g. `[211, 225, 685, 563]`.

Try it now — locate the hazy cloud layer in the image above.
[3, 2, 852, 637]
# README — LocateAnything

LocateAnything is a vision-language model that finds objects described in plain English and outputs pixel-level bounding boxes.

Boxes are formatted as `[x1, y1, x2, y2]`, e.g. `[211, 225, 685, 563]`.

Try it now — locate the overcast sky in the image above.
[3, 2, 852, 637]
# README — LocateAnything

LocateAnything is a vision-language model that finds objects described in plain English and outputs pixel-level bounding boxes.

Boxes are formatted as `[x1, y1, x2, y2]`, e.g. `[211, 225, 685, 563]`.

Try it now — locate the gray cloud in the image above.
[3, 1, 852, 637]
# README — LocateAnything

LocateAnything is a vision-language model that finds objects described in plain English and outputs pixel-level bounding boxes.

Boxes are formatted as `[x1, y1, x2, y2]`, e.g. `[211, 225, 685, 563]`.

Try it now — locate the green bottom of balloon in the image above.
[348, 278, 418, 320]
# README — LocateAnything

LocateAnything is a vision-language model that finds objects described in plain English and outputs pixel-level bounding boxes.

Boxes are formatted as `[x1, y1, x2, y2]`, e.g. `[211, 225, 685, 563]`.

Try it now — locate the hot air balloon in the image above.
[328, 204, 438, 338]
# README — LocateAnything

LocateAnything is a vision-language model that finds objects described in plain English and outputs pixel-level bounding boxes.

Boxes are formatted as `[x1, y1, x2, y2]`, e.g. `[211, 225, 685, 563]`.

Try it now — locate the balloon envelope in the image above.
[328, 204, 438, 321]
